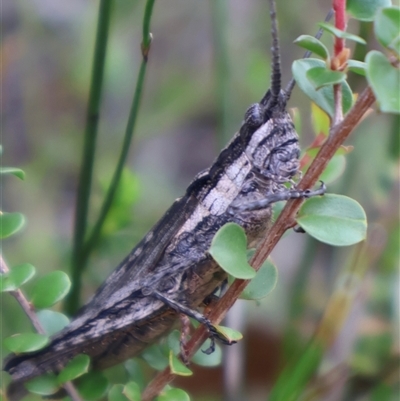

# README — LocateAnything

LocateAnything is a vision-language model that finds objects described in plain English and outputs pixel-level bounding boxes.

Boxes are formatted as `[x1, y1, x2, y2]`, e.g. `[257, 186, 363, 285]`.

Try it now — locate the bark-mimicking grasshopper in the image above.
[4, 0, 326, 387]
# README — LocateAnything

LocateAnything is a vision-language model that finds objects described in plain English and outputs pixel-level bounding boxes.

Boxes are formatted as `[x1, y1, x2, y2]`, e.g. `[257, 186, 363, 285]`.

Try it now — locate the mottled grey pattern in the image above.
[4, 90, 304, 382]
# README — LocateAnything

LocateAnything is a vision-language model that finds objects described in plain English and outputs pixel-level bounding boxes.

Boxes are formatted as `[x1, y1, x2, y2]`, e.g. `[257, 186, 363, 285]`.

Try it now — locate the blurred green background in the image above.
[1, 0, 399, 400]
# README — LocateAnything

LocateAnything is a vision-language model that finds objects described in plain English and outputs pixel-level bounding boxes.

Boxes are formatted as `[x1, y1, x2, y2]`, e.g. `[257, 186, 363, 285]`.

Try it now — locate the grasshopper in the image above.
[4, 0, 326, 387]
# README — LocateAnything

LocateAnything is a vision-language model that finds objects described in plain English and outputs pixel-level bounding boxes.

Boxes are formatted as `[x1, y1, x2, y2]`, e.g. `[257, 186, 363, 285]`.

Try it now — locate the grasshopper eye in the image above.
[244, 103, 264, 128]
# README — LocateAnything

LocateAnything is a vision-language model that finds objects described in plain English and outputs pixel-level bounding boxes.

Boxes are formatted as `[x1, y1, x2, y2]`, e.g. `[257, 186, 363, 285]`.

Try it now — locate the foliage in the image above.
[1, 0, 398, 400]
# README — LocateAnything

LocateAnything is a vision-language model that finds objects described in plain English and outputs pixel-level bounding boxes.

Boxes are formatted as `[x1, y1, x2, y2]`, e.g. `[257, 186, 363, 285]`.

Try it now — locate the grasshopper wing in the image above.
[4, 192, 200, 382]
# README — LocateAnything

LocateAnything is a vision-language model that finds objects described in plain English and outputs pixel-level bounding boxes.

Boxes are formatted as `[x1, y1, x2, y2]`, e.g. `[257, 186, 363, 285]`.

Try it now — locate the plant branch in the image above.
[67, 0, 113, 315]
[0, 256, 44, 335]
[81, 0, 156, 275]
[68, 0, 156, 314]
[333, 84, 343, 125]
[333, 0, 346, 55]
[0, 256, 82, 401]
[141, 85, 376, 401]
[332, 0, 347, 125]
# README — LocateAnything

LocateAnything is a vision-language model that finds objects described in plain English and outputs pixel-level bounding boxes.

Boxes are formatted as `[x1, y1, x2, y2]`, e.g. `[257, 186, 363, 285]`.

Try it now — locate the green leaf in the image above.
[123, 381, 141, 401]
[319, 155, 346, 184]
[0, 212, 25, 238]
[0, 263, 36, 292]
[0, 167, 25, 180]
[240, 258, 278, 300]
[37, 310, 69, 336]
[347, 0, 391, 21]
[57, 354, 90, 384]
[375, 7, 400, 55]
[166, 330, 181, 356]
[25, 374, 59, 396]
[292, 59, 353, 118]
[4, 333, 49, 353]
[311, 102, 330, 136]
[366, 50, 400, 114]
[209, 223, 256, 279]
[124, 359, 146, 390]
[156, 388, 190, 401]
[30, 271, 71, 308]
[318, 22, 367, 44]
[77, 371, 109, 400]
[297, 194, 367, 246]
[140, 345, 169, 371]
[293, 35, 330, 60]
[347, 60, 367, 76]
[214, 325, 243, 343]
[109, 384, 130, 401]
[169, 352, 193, 376]
[192, 339, 222, 367]
[306, 66, 346, 90]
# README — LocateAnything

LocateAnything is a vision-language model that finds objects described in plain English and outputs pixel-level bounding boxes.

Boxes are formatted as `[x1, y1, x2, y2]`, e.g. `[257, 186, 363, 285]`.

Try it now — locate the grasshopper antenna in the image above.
[266, 0, 281, 109]
[284, 8, 334, 101]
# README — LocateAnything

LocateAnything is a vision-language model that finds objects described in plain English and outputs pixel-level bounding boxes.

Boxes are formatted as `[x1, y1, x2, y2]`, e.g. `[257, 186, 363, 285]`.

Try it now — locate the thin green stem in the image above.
[79, 0, 157, 293]
[82, 60, 148, 262]
[142, 0, 156, 52]
[67, 0, 113, 315]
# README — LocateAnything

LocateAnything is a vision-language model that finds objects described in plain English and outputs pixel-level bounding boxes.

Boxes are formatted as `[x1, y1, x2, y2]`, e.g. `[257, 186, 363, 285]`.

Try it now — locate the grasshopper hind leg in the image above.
[150, 289, 236, 354]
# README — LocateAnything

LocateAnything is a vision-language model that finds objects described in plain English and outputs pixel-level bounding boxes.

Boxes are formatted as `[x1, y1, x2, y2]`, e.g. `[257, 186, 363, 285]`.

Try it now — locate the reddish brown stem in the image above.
[141, 86, 376, 401]
[333, 0, 346, 56]
[332, 0, 347, 125]
[333, 83, 344, 125]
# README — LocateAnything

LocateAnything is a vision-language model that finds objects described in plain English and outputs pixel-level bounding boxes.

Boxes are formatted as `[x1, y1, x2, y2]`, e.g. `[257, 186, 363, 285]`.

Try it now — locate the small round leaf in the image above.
[169, 351, 193, 376]
[0, 212, 25, 238]
[167, 330, 183, 356]
[306, 67, 346, 90]
[347, 60, 367, 76]
[374, 6, 400, 54]
[57, 354, 90, 384]
[240, 258, 278, 300]
[123, 381, 141, 401]
[109, 384, 130, 401]
[140, 345, 168, 371]
[209, 223, 256, 279]
[4, 333, 49, 353]
[124, 359, 146, 390]
[30, 271, 71, 308]
[366, 50, 400, 114]
[1, 263, 36, 292]
[192, 339, 222, 367]
[297, 194, 367, 246]
[37, 310, 70, 336]
[77, 371, 108, 400]
[293, 35, 330, 60]
[347, 0, 391, 21]
[156, 388, 190, 401]
[25, 374, 59, 396]
[292, 59, 353, 118]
